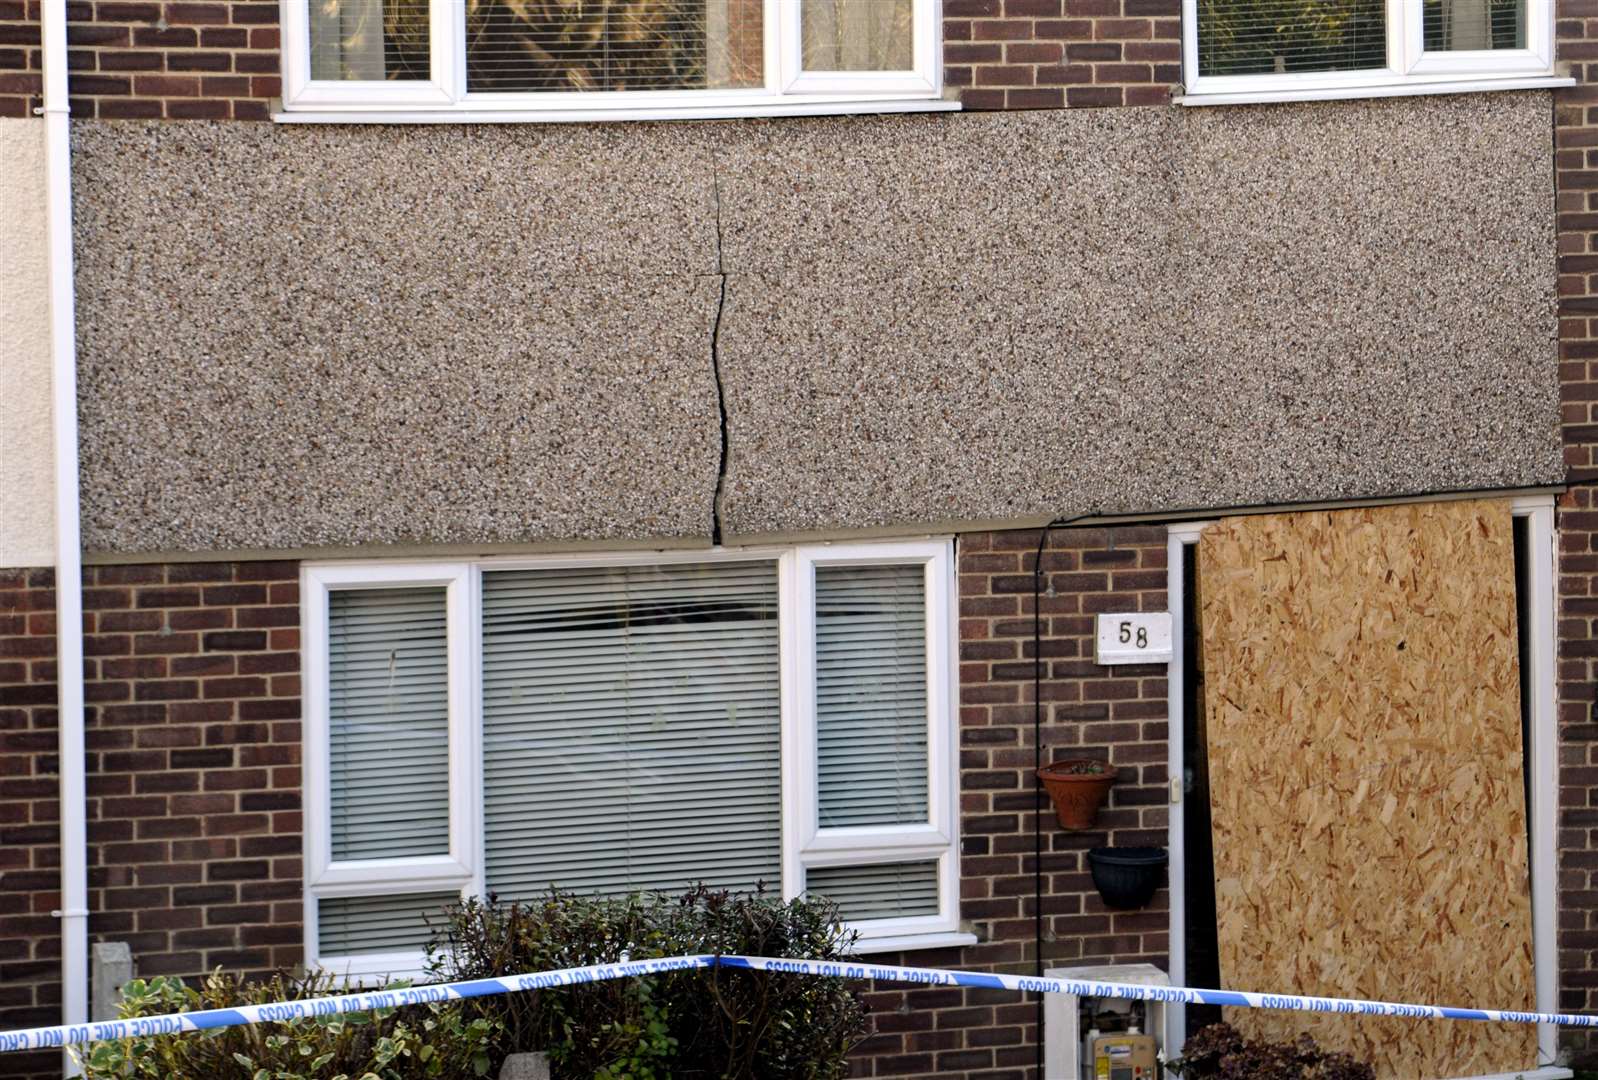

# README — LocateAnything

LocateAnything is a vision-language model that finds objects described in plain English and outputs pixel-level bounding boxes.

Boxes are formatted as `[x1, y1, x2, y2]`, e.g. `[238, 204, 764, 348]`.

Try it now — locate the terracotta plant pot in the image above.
[1036, 758, 1118, 830]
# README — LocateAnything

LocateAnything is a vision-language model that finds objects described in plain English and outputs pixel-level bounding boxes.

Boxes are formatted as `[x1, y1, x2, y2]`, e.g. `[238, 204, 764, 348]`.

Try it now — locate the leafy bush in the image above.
[426, 884, 872, 1080]
[75, 968, 499, 1080]
[1164, 1022, 1376, 1080]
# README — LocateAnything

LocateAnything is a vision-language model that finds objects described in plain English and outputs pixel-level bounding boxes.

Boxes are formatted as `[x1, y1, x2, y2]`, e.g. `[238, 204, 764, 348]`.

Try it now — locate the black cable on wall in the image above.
[1029, 513, 1092, 1076]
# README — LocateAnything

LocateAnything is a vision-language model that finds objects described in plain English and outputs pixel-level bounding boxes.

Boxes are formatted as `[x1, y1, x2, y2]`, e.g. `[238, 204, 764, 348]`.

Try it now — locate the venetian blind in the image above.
[480, 561, 782, 900]
[806, 861, 939, 923]
[465, 0, 765, 92]
[327, 587, 451, 862]
[1198, 0, 1387, 77]
[318, 891, 457, 956]
[815, 564, 929, 829]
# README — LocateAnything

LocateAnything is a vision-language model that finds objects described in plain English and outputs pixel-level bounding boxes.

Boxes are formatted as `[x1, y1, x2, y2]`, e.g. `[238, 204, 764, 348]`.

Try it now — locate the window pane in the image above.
[1424, 0, 1526, 51]
[480, 562, 782, 900]
[1198, 0, 1387, 77]
[309, 0, 430, 80]
[318, 892, 456, 956]
[328, 587, 451, 861]
[806, 861, 939, 922]
[815, 564, 929, 829]
[801, 0, 913, 72]
[466, 0, 764, 93]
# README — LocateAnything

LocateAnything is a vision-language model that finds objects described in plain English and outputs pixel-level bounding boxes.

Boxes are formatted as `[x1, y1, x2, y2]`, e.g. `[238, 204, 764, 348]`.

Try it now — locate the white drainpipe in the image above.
[38, 0, 89, 1071]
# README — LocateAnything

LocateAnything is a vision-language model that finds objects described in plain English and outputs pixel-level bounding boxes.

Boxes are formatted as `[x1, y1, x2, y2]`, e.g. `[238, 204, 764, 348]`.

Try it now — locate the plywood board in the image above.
[1197, 500, 1535, 1079]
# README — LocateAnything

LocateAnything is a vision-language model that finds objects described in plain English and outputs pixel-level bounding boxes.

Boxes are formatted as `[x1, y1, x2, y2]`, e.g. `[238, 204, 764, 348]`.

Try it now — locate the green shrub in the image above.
[425, 884, 872, 1080]
[75, 968, 500, 1080]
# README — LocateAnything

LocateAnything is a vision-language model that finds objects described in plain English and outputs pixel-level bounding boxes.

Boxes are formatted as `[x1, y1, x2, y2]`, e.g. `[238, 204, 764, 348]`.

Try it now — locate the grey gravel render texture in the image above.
[70, 91, 1561, 554]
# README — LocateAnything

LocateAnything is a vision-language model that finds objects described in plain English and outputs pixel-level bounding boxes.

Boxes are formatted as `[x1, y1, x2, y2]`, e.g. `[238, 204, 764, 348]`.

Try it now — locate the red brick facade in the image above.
[0, 529, 1169, 1080]
[0, 562, 301, 1080]
[0, 0, 278, 119]
[1558, 3, 1598, 1067]
[844, 525, 1172, 1079]
[945, 0, 1180, 110]
[0, 0, 1179, 119]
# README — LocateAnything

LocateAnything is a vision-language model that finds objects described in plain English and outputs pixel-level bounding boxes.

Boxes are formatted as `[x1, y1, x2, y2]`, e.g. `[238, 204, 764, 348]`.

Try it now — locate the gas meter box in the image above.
[1091, 1030, 1157, 1080]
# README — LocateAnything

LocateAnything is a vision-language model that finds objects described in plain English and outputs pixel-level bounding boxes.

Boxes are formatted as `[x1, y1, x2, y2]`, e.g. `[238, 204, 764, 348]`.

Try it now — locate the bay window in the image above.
[1183, 0, 1561, 104]
[280, 0, 946, 120]
[301, 541, 962, 977]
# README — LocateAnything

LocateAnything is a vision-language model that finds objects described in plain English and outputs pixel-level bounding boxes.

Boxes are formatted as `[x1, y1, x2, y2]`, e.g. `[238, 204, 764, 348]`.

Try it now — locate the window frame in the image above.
[785, 541, 960, 949]
[278, 0, 944, 119]
[301, 539, 965, 978]
[301, 562, 479, 980]
[1181, 0, 1557, 102]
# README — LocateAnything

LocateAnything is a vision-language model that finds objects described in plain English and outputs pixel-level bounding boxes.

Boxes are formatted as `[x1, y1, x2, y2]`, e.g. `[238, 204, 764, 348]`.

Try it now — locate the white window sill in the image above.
[1444, 1068, 1570, 1080]
[844, 931, 978, 956]
[273, 97, 961, 125]
[1176, 74, 1573, 107]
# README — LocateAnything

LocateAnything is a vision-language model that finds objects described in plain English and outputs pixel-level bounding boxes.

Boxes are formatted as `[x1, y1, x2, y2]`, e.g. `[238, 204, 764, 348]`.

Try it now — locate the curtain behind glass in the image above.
[801, 0, 913, 71]
[309, 0, 430, 79]
[1423, 0, 1526, 51]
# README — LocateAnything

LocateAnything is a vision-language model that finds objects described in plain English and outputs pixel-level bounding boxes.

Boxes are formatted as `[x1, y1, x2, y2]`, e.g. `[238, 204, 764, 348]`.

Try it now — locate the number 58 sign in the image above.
[1093, 612, 1173, 665]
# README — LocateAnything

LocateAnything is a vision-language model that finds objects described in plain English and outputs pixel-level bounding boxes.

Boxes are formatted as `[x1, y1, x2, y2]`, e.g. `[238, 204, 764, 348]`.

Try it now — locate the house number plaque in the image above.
[1093, 612, 1173, 665]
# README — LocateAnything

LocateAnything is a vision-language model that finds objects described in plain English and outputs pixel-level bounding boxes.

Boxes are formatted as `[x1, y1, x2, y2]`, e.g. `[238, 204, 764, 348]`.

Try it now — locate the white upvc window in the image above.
[277, 0, 948, 122]
[1181, 0, 1563, 106]
[302, 540, 965, 978]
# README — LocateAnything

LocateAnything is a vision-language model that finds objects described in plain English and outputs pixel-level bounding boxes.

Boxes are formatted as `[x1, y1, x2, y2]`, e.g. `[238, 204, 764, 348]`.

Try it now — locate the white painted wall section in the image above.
[0, 118, 56, 569]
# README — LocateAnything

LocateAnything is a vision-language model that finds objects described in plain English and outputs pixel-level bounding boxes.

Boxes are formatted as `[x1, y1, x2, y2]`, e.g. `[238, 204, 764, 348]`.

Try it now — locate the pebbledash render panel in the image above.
[70, 93, 1559, 555]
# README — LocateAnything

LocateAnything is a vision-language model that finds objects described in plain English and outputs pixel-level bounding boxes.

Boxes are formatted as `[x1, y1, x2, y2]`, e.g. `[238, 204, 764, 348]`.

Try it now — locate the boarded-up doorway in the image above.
[1195, 500, 1535, 1079]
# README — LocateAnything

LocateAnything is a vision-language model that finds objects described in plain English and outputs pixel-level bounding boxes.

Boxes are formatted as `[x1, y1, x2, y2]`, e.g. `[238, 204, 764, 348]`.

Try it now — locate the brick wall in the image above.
[944, 0, 1180, 110]
[0, 0, 278, 120]
[1, 530, 1169, 1080]
[844, 525, 1172, 1079]
[0, 0, 1181, 119]
[0, 561, 302, 1080]
[1558, 3, 1598, 1068]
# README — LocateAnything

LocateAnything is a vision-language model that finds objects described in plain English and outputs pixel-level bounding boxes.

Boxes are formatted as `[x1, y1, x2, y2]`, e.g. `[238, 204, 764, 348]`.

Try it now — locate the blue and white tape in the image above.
[1, 953, 1592, 1054]
[0, 955, 714, 1055]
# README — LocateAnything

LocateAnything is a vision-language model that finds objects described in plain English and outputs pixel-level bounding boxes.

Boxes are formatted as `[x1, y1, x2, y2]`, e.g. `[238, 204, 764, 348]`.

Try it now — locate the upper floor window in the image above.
[1184, 0, 1557, 103]
[281, 0, 946, 119]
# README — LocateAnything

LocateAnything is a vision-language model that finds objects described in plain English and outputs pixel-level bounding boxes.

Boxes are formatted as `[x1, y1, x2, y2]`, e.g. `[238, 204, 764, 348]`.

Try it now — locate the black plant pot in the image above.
[1087, 846, 1168, 910]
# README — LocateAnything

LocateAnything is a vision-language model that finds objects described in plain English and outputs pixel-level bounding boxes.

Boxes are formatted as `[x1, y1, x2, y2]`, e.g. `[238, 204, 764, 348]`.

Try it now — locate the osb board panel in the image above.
[1197, 500, 1535, 1079]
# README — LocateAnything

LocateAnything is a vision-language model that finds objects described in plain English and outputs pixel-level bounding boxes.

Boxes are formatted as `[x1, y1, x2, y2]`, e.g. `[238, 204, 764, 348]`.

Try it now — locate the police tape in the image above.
[2, 953, 1595, 1054]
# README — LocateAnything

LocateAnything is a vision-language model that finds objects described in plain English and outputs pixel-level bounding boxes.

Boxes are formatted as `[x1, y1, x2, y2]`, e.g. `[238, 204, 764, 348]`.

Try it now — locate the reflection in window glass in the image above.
[310, 0, 430, 80]
[1423, 0, 1526, 51]
[1198, 0, 1386, 78]
[466, 0, 764, 93]
[801, 0, 914, 72]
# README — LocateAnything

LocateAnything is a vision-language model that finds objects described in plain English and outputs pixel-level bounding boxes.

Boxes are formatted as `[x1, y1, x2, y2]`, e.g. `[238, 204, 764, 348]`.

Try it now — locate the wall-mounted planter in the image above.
[1087, 846, 1168, 910]
[1036, 758, 1117, 830]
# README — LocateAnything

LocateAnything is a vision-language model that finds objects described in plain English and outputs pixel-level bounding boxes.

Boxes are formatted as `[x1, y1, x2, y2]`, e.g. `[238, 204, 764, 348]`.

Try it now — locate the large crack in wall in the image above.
[709, 157, 730, 547]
